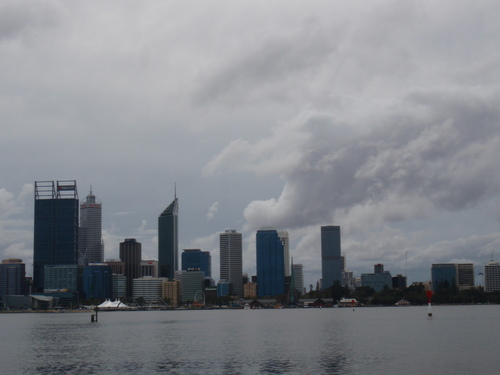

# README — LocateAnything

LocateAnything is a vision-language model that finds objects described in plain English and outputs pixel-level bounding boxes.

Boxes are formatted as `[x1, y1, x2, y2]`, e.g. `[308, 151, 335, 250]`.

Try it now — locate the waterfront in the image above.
[1, 305, 499, 374]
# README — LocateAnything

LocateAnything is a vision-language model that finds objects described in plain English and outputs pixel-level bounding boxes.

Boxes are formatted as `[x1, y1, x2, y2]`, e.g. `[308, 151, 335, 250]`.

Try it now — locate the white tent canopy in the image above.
[97, 299, 129, 309]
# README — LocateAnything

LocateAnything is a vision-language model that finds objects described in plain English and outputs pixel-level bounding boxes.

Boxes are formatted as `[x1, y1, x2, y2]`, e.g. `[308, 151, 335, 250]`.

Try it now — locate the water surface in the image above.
[1, 305, 499, 374]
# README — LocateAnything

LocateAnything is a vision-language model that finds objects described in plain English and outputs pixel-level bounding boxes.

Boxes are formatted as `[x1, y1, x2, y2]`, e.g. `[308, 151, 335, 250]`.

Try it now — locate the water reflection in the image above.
[259, 358, 294, 374]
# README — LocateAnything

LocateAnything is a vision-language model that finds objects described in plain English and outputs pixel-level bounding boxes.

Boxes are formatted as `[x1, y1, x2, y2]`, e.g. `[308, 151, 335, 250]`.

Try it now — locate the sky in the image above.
[1, 0, 500, 289]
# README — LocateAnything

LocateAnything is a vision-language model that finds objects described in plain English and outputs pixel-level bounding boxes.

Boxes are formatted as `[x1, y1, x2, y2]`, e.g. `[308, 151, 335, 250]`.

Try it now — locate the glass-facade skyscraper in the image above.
[292, 263, 304, 294]
[83, 264, 112, 300]
[158, 197, 178, 280]
[431, 263, 474, 292]
[220, 229, 243, 297]
[0, 259, 26, 295]
[120, 238, 142, 298]
[256, 227, 285, 297]
[78, 188, 104, 266]
[321, 225, 342, 290]
[278, 230, 290, 277]
[182, 249, 211, 278]
[33, 180, 79, 292]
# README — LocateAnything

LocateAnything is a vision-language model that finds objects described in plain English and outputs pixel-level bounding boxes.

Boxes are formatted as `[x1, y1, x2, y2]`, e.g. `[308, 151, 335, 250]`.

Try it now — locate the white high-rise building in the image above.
[133, 276, 168, 304]
[342, 269, 356, 290]
[484, 261, 500, 292]
[220, 230, 243, 297]
[78, 189, 104, 265]
[278, 230, 290, 277]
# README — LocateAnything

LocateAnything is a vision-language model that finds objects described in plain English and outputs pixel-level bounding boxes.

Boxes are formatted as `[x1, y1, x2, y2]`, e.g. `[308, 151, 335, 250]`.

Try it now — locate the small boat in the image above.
[395, 299, 411, 306]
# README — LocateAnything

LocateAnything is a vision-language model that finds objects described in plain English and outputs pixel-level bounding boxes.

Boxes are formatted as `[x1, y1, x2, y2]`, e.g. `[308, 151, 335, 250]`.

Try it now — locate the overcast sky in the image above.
[1, 1, 500, 289]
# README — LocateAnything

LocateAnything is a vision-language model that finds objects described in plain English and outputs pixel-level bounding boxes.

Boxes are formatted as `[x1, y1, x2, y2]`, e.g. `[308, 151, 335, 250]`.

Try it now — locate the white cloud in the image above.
[206, 201, 218, 220]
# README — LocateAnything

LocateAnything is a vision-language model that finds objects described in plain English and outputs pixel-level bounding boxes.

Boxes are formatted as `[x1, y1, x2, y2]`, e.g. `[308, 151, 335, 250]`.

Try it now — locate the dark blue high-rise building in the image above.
[256, 227, 285, 297]
[431, 263, 458, 293]
[0, 259, 26, 295]
[158, 197, 178, 280]
[321, 225, 342, 290]
[181, 249, 211, 278]
[33, 181, 79, 292]
[83, 264, 112, 299]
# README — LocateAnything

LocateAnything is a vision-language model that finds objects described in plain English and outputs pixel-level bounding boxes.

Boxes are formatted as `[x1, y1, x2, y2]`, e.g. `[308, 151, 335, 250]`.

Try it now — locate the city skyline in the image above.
[2, 2, 500, 289]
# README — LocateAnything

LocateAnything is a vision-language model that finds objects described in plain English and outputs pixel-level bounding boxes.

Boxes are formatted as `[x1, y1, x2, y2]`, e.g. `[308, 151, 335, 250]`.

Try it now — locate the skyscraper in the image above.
[158, 197, 178, 280]
[0, 259, 26, 295]
[256, 227, 285, 297]
[431, 263, 457, 292]
[78, 188, 104, 265]
[291, 263, 304, 294]
[182, 249, 211, 278]
[484, 261, 500, 292]
[431, 263, 475, 292]
[83, 263, 112, 300]
[321, 225, 342, 290]
[220, 230, 243, 297]
[33, 180, 79, 292]
[278, 230, 290, 277]
[120, 238, 142, 298]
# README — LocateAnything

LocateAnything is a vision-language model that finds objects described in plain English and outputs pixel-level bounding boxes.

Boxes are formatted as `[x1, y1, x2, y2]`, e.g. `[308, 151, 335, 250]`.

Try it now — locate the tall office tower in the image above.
[321, 225, 342, 290]
[374, 264, 384, 274]
[256, 227, 285, 297]
[0, 259, 26, 295]
[431, 263, 457, 292]
[33, 180, 79, 292]
[119, 238, 142, 298]
[278, 230, 290, 277]
[431, 263, 475, 292]
[220, 230, 243, 297]
[158, 197, 178, 280]
[484, 261, 500, 292]
[292, 263, 304, 294]
[83, 264, 112, 300]
[182, 249, 211, 278]
[78, 188, 104, 266]
[456, 263, 474, 289]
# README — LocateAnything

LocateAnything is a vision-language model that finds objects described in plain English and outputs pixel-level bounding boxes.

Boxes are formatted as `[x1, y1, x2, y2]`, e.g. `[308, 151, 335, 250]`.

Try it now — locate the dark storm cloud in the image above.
[193, 21, 339, 105]
[0, 1, 60, 41]
[205, 88, 500, 232]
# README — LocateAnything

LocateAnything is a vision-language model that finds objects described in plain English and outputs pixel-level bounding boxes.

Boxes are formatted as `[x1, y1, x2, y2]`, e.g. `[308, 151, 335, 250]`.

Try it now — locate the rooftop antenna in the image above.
[90, 184, 93, 195]
[174, 182, 177, 199]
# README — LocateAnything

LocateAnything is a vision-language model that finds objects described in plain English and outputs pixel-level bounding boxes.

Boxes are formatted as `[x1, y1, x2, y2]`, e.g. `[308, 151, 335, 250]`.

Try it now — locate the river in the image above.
[1, 305, 499, 374]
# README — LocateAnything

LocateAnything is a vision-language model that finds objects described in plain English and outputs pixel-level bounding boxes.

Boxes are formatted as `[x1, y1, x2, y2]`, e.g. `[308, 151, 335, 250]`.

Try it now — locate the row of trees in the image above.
[304, 281, 500, 305]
